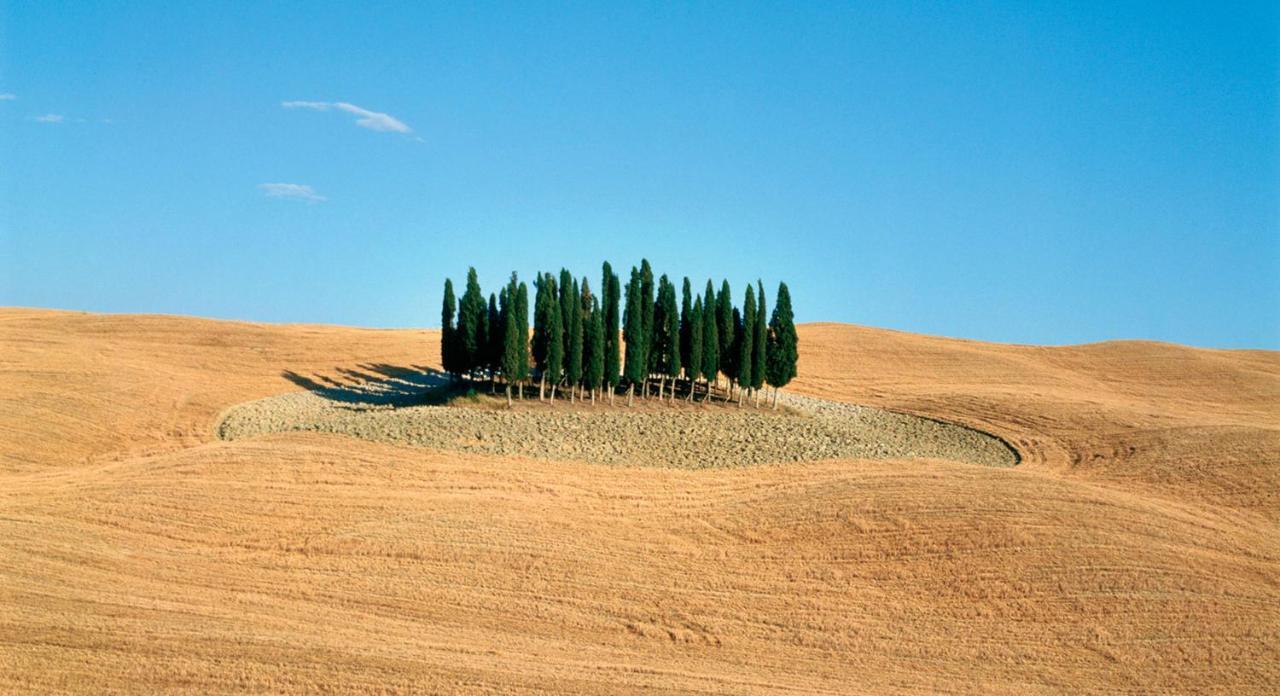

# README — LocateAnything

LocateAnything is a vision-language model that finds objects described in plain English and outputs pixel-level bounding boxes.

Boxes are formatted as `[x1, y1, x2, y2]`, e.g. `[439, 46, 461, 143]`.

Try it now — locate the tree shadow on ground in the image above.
[280, 364, 455, 407]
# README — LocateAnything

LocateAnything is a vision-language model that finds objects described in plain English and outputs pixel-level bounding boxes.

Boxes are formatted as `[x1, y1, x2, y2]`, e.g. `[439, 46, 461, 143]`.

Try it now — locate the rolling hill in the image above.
[1, 308, 1277, 693]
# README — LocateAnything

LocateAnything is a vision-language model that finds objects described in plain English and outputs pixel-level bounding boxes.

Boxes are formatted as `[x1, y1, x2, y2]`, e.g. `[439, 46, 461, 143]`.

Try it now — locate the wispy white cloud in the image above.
[32, 113, 64, 123]
[0, 93, 15, 101]
[259, 182, 326, 203]
[281, 100, 412, 134]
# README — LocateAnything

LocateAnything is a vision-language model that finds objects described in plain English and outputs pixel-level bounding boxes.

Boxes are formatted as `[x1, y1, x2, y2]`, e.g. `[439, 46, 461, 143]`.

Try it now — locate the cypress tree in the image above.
[559, 268, 574, 361]
[716, 279, 733, 393]
[679, 277, 693, 388]
[766, 282, 798, 408]
[586, 295, 604, 404]
[457, 267, 485, 378]
[516, 281, 530, 399]
[603, 264, 621, 405]
[686, 297, 703, 402]
[623, 268, 645, 405]
[751, 280, 768, 407]
[546, 273, 564, 400]
[727, 307, 743, 400]
[441, 278, 458, 379]
[578, 277, 595, 399]
[486, 292, 501, 391]
[737, 284, 756, 407]
[567, 278, 584, 402]
[501, 275, 522, 406]
[639, 259, 655, 397]
[650, 275, 670, 399]
[658, 275, 681, 401]
[701, 280, 719, 402]
[532, 274, 550, 400]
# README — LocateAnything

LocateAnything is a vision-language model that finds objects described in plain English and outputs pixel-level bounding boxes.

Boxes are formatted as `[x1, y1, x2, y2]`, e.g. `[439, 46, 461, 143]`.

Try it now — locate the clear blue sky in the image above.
[2, 2, 1276, 348]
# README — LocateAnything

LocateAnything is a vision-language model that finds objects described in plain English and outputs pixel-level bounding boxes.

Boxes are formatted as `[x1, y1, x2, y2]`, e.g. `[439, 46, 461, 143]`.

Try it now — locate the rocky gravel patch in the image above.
[217, 382, 1018, 469]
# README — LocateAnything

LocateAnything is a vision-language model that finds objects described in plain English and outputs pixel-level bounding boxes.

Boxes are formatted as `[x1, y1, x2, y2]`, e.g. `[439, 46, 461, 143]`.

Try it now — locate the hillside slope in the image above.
[1, 308, 1277, 693]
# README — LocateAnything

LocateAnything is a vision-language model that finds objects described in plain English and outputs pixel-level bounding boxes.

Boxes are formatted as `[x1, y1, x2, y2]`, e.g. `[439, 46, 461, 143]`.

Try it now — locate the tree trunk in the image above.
[627, 383, 634, 407]
[551, 383, 557, 401]
[754, 388, 761, 408]
[658, 375, 665, 401]
[772, 387, 779, 409]
[518, 382, 524, 400]
[609, 385, 615, 406]
[505, 384, 512, 407]
[738, 385, 744, 407]
[539, 375, 545, 401]
[687, 380, 695, 402]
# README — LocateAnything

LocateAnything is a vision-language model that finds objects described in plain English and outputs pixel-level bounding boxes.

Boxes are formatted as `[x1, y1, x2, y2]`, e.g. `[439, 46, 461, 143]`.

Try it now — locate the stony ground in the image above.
[216, 381, 1018, 469]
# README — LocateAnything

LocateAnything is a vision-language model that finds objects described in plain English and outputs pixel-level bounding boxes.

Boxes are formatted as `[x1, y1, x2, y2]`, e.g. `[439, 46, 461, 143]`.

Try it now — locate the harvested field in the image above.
[217, 382, 1019, 468]
[2, 309, 1278, 693]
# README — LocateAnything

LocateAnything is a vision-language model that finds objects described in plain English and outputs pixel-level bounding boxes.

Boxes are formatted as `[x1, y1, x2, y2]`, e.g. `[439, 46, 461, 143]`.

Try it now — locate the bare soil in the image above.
[216, 379, 1019, 469]
[3, 309, 1277, 694]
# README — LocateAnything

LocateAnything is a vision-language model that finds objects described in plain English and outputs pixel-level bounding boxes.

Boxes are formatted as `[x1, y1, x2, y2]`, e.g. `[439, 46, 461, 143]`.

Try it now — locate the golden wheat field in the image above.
[1, 307, 1278, 693]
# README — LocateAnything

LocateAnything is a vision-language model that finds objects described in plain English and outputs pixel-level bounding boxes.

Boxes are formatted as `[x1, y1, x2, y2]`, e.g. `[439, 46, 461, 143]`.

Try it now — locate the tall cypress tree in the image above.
[546, 273, 564, 400]
[558, 268, 574, 361]
[751, 280, 768, 407]
[766, 281, 798, 408]
[567, 278, 584, 402]
[486, 292, 501, 390]
[585, 295, 604, 404]
[441, 278, 458, 379]
[701, 280, 719, 402]
[679, 278, 693, 386]
[665, 275, 686, 399]
[603, 264, 621, 405]
[623, 268, 645, 405]
[686, 297, 703, 402]
[649, 275, 670, 399]
[516, 281, 530, 399]
[532, 274, 550, 399]
[715, 279, 733, 393]
[457, 267, 485, 377]
[736, 285, 756, 407]
[639, 259, 655, 397]
[500, 275, 522, 406]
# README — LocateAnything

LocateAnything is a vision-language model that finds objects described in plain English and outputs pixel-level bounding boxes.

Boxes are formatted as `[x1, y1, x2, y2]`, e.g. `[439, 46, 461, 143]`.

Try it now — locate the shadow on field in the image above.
[281, 364, 454, 407]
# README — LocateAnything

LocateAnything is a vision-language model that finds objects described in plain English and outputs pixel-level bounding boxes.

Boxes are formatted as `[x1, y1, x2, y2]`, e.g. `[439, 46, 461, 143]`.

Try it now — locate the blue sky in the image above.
[1, 2, 1276, 348]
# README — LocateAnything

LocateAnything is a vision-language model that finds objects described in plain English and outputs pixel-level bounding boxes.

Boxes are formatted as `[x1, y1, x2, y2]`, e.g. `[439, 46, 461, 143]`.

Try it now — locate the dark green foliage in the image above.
[737, 284, 756, 391]
[623, 268, 646, 385]
[716, 279, 733, 380]
[515, 281, 530, 382]
[654, 275, 680, 380]
[441, 278, 458, 376]
[500, 276, 522, 400]
[545, 273, 564, 387]
[766, 281, 798, 391]
[439, 264, 796, 405]
[566, 278, 584, 390]
[602, 262, 621, 390]
[679, 277, 693, 377]
[457, 267, 485, 375]
[701, 280, 719, 391]
[751, 280, 767, 391]
[486, 292, 501, 376]
[532, 274, 550, 372]
[585, 295, 604, 393]
[558, 268, 574, 360]
[640, 260, 655, 375]
[688, 297, 703, 385]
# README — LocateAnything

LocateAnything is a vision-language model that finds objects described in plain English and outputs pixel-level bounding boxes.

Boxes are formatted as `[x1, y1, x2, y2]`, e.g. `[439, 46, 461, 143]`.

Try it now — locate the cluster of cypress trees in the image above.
[440, 260, 797, 408]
